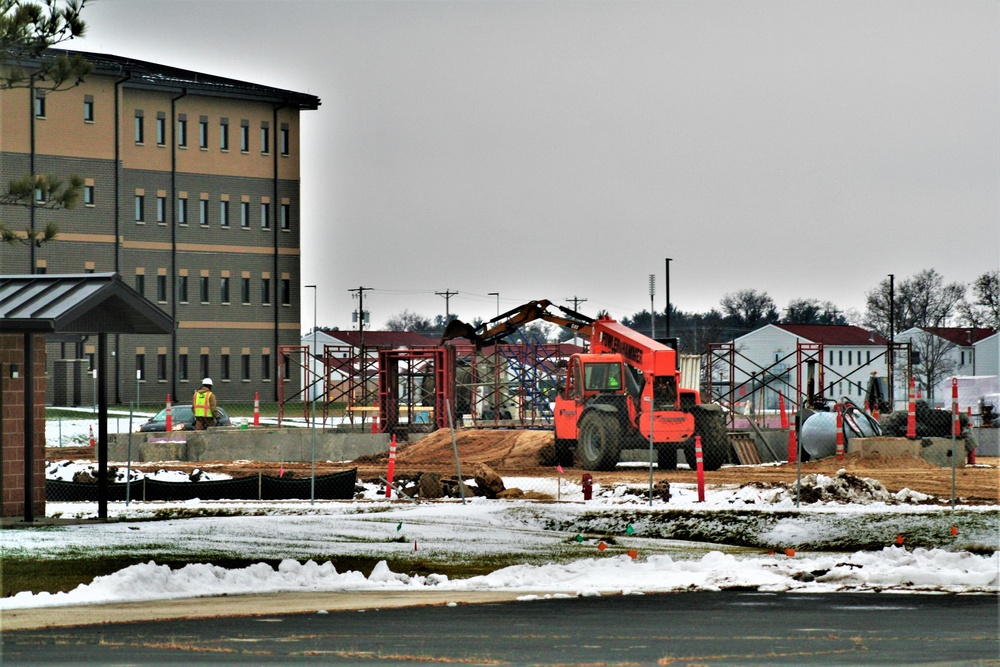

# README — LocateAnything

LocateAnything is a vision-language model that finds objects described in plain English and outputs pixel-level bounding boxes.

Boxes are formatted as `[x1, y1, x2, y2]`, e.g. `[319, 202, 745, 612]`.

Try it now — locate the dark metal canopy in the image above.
[0, 273, 173, 334]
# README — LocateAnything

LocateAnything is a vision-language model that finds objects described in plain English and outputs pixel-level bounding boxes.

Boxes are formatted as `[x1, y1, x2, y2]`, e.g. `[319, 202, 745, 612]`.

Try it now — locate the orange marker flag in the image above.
[597, 541, 607, 552]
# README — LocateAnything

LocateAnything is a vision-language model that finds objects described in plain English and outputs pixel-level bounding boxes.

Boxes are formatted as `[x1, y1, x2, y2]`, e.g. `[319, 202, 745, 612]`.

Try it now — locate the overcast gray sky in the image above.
[75, 0, 999, 331]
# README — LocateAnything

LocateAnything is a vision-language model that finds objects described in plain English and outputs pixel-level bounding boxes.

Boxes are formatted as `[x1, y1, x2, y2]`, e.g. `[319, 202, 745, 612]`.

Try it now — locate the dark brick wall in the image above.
[1, 333, 47, 518]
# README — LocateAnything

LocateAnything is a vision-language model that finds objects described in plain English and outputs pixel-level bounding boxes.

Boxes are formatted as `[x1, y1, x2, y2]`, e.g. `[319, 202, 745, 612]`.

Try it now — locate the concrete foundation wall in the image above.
[109, 428, 391, 463]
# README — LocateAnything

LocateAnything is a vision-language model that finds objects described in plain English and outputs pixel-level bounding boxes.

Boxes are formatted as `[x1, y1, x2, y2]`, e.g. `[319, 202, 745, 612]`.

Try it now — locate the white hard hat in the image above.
[202, 377, 213, 386]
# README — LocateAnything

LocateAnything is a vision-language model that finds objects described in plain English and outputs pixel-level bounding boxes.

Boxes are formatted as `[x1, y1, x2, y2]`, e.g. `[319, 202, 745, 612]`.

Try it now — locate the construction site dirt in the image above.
[50, 429, 999, 504]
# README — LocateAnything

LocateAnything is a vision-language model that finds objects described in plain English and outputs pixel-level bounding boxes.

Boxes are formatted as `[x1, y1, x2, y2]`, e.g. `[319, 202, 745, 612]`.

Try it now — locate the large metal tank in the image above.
[800, 407, 880, 459]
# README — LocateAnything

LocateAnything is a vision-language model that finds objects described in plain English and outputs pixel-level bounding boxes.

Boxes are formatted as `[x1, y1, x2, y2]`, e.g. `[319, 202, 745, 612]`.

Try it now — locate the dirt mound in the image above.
[396, 429, 554, 470]
[799, 451, 940, 472]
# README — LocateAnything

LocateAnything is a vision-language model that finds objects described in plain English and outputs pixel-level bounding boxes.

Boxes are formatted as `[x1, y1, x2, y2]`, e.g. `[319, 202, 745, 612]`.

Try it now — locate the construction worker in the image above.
[193, 378, 219, 430]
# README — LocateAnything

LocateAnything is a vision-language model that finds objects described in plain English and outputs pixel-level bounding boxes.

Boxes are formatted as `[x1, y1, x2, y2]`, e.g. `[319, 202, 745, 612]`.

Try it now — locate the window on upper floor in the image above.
[261, 123, 270, 154]
[156, 116, 166, 146]
[241, 277, 251, 304]
[156, 196, 166, 223]
[240, 121, 249, 152]
[135, 273, 145, 296]
[134, 112, 144, 143]
[220, 119, 229, 151]
[34, 92, 46, 118]
[280, 203, 290, 231]
[280, 125, 289, 156]
[241, 354, 251, 381]
[240, 201, 250, 228]
[199, 117, 209, 149]
[177, 117, 188, 147]
[220, 199, 230, 227]
[157, 353, 168, 381]
[260, 202, 270, 229]
[135, 195, 145, 222]
[83, 95, 94, 122]
[281, 279, 291, 306]
[261, 278, 271, 305]
[261, 354, 271, 381]
[178, 275, 189, 303]
[220, 277, 231, 304]
[199, 199, 209, 226]
[200, 276, 210, 303]
[220, 354, 231, 382]
[178, 354, 189, 382]
[84, 185, 95, 206]
[177, 196, 188, 225]
[156, 274, 167, 302]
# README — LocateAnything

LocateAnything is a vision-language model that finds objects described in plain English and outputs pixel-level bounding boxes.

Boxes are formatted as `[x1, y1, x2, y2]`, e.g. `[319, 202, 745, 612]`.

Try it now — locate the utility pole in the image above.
[565, 296, 587, 347]
[436, 289, 458, 323]
[349, 285, 372, 352]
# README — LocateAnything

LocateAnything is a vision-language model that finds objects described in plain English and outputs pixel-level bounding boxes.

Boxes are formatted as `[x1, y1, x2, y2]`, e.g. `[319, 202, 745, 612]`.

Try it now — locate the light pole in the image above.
[648, 274, 656, 339]
[488, 292, 500, 318]
[665, 258, 672, 338]
[305, 284, 317, 505]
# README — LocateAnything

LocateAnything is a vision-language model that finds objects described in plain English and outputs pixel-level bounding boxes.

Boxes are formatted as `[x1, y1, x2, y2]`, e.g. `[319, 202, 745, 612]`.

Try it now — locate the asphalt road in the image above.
[4, 592, 997, 666]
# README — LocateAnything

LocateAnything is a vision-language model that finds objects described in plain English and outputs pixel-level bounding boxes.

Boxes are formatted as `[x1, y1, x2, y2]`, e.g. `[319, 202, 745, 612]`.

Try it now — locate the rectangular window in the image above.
[135, 274, 145, 296]
[200, 276, 210, 303]
[281, 278, 291, 306]
[241, 354, 251, 381]
[240, 122, 249, 152]
[220, 354, 230, 381]
[199, 199, 209, 226]
[156, 116, 166, 145]
[134, 195, 145, 222]
[177, 196, 188, 224]
[83, 95, 94, 122]
[134, 113, 144, 143]
[241, 277, 251, 304]
[240, 201, 250, 228]
[261, 124, 270, 153]
[34, 92, 45, 117]
[220, 199, 229, 227]
[156, 274, 167, 302]
[838, 350, 843, 365]
[260, 202, 270, 229]
[280, 203, 290, 230]
[220, 119, 229, 151]
[135, 354, 145, 381]
[847, 351, 852, 365]
[84, 185, 95, 206]
[199, 117, 209, 149]
[280, 125, 289, 156]
[283, 354, 291, 380]
[200, 354, 210, 381]
[261, 278, 271, 305]
[156, 196, 166, 223]
[157, 353, 167, 381]
[220, 277, 230, 304]
[177, 275, 189, 303]
[261, 354, 271, 381]
[178, 354, 189, 381]
[177, 116, 188, 147]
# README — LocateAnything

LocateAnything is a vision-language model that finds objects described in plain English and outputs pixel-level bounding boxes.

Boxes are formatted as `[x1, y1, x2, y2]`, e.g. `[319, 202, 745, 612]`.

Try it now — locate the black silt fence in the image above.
[46, 469, 358, 503]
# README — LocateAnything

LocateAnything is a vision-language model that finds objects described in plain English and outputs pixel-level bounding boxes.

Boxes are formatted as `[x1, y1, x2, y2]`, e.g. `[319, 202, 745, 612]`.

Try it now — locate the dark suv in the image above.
[139, 404, 232, 432]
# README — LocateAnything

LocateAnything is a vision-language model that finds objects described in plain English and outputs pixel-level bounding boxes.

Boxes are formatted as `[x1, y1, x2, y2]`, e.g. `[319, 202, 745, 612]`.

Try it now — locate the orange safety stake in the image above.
[906, 376, 917, 439]
[253, 391, 260, 427]
[597, 541, 607, 552]
[784, 548, 796, 558]
[950, 526, 959, 536]
[165, 394, 172, 432]
[695, 436, 706, 502]
[385, 435, 397, 499]
[896, 535, 905, 545]
[835, 403, 845, 461]
[627, 549, 638, 560]
[89, 424, 95, 447]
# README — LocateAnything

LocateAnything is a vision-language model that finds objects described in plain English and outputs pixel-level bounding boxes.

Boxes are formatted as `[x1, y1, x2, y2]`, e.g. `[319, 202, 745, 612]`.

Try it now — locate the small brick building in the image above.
[1, 273, 172, 520]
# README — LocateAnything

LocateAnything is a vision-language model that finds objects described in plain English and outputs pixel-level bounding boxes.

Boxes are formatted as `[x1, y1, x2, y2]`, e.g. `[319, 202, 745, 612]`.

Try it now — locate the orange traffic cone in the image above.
[89, 424, 96, 447]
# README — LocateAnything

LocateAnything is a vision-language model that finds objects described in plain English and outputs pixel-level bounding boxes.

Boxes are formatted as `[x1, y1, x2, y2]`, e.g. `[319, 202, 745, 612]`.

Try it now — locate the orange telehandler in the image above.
[442, 300, 728, 471]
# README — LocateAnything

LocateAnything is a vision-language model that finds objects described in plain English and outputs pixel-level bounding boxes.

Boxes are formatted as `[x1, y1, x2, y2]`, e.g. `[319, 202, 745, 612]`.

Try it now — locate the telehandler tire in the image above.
[554, 439, 575, 468]
[684, 404, 729, 471]
[578, 411, 621, 471]
[656, 444, 679, 470]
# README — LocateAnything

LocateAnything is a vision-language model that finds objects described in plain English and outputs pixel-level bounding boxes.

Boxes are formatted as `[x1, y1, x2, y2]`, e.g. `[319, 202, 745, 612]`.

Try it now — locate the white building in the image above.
[721, 324, 889, 409]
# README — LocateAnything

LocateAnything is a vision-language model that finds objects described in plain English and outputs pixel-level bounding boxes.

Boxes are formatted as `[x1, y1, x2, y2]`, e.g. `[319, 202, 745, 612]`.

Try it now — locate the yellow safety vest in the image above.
[194, 391, 214, 417]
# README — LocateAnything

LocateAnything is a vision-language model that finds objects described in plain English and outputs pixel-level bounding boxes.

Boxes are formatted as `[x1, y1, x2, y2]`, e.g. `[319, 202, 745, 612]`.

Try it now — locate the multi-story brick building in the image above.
[1, 49, 320, 405]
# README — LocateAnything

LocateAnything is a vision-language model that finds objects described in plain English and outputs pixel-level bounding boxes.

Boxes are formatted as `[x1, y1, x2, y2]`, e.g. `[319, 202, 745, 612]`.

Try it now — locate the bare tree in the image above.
[783, 298, 847, 325]
[910, 331, 957, 402]
[384, 310, 433, 332]
[720, 289, 779, 332]
[956, 270, 999, 329]
[864, 269, 965, 337]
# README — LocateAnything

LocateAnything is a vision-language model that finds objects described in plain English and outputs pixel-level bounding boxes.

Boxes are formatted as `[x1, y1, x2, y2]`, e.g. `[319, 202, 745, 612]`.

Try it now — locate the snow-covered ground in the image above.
[9, 416, 996, 612]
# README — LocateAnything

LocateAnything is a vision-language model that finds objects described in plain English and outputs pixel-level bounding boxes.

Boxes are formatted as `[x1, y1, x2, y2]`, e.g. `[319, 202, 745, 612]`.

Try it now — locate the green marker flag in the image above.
[575, 534, 584, 543]
[397, 522, 403, 531]
[626, 524, 635, 535]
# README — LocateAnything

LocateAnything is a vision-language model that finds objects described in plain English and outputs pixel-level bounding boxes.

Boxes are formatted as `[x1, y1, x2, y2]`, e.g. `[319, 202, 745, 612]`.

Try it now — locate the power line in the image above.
[436, 289, 458, 321]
